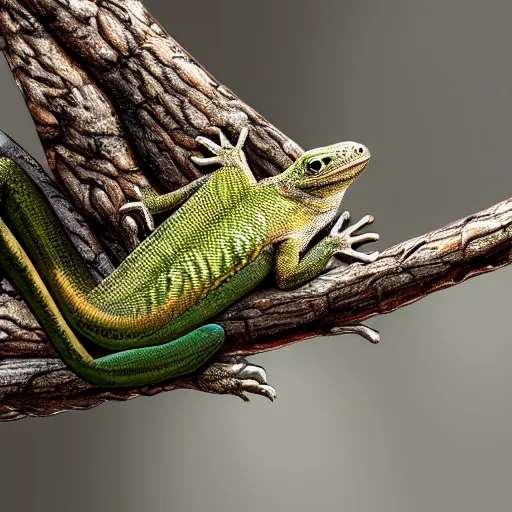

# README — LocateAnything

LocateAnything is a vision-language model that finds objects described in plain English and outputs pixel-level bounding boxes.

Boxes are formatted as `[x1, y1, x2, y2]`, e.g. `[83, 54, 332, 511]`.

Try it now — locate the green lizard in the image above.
[0, 127, 378, 398]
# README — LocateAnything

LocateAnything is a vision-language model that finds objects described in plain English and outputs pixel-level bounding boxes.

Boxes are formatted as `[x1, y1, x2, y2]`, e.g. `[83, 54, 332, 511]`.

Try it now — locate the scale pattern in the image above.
[0, 135, 372, 387]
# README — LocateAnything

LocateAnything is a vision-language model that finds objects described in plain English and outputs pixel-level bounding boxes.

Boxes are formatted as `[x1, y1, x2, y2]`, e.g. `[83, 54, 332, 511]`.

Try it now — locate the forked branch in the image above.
[0, 0, 509, 420]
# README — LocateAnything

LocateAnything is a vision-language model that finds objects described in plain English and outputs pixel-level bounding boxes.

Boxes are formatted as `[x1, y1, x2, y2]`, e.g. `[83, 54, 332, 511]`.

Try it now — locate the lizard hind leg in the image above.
[194, 359, 277, 402]
[91, 324, 225, 387]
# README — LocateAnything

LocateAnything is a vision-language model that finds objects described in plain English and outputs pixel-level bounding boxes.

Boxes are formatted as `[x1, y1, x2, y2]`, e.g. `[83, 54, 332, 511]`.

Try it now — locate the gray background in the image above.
[1, 0, 512, 510]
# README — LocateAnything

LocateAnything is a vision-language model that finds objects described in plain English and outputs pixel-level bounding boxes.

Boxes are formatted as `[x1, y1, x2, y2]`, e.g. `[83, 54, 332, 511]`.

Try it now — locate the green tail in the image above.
[0, 155, 224, 387]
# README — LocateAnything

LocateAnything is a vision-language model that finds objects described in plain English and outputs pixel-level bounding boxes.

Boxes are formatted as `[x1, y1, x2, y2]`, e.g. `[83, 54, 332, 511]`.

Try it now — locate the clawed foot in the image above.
[330, 211, 379, 263]
[194, 358, 277, 402]
[191, 126, 249, 168]
[119, 201, 155, 235]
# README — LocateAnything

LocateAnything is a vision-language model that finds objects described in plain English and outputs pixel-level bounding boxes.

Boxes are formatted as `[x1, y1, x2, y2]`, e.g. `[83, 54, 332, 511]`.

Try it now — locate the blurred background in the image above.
[1, 0, 512, 510]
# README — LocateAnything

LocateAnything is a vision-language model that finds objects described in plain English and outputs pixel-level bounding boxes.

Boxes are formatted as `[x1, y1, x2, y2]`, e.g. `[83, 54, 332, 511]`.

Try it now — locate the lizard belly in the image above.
[63, 183, 278, 347]
[69, 221, 269, 347]
[147, 209, 270, 317]
[160, 246, 274, 340]
[144, 229, 267, 321]
[71, 245, 273, 349]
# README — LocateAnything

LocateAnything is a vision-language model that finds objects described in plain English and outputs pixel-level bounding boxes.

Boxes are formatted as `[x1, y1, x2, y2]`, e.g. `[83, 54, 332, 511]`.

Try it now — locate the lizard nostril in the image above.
[358, 147, 364, 154]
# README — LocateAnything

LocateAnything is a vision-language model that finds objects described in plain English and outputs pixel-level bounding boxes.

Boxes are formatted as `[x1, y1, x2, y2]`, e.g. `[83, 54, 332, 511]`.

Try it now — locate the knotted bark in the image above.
[0, 0, 510, 420]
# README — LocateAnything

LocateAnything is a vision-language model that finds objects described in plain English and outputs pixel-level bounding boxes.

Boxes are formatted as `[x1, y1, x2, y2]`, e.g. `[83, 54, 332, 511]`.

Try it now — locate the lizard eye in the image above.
[307, 157, 333, 174]
[308, 159, 324, 173]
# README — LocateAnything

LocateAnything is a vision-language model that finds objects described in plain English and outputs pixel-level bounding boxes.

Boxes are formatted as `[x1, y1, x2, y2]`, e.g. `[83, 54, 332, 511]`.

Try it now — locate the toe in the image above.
[238, 364, 267, 384]
[352, 232, 380, 244]
[240, 381, 277, 402]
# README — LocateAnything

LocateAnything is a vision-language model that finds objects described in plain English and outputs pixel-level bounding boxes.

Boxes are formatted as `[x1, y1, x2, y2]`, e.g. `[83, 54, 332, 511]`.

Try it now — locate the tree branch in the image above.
[1, 196, 510, 420]
[13, 0, 303, 187]
[0, 0, 510, 420]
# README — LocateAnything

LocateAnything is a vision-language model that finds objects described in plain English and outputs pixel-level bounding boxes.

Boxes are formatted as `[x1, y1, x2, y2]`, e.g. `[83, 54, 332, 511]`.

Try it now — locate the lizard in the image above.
[0, 126, 379, 400]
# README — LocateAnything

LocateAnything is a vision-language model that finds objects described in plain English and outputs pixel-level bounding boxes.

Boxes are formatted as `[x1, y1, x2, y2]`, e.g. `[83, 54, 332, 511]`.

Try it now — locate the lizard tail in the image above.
[0, 156, 223, 387]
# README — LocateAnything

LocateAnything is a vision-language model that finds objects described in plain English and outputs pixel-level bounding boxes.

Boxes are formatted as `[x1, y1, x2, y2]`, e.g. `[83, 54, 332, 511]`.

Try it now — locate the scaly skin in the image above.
[0, 127, 378, 389]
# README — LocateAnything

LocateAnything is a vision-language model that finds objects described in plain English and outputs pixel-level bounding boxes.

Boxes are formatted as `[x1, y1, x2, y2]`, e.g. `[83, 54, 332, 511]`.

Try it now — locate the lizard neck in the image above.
[262, 175, 345, 214]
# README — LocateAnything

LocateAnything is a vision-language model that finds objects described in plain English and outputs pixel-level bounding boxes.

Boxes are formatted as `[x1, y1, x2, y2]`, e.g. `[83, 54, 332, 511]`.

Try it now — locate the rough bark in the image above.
[8, 0, 303, 187]
[2, 196, 511, 420]
[0, 0, 510, 420]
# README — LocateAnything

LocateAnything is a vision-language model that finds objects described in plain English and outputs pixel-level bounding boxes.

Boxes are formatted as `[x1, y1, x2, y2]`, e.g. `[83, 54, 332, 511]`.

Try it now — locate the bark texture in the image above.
[0, 0, 509, 420]
[2, 196, 511, 420]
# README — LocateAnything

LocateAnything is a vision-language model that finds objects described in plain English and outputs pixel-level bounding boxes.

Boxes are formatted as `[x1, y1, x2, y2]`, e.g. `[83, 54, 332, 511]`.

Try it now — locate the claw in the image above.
[191, 155, 221, 167]
[194, 359, 276, 402]
[351, 232, 380, 245]
[235, 391, 251, 403]
[345, 214, 375, 236]
[238, 381, 277, 402]
[211, 127, 233, 148]
[330, 210, 350, 235]
[236, 126, 249, 149]
[195, 135, 221, 154]
[362, 250, 380, 263]
[253, 383, 277, 402]
[341, 248, 380, 263]
[238, 364, 267, 384]
[329, 211, 379, 264]
[119, 201, 155, 234]
[191, 126, 250, 169]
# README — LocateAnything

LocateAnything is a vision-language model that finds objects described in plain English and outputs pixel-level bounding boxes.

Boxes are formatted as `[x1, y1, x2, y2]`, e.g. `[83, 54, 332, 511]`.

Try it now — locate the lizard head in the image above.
[279, 141, 371, 199]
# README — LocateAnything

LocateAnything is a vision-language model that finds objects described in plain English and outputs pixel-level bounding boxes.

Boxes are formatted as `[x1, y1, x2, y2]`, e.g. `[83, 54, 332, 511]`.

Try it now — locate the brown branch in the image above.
[0, 0, 510, 420]
[1, 194, 511, 420]
[14, 0, 303, 187]
[0, 0, 303, 251]
[0, 0, 153, 257]
[218, 199, 512, 352]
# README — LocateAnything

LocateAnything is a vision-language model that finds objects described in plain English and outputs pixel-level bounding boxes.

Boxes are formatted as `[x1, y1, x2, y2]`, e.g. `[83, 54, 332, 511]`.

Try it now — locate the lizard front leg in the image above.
[191, 126, 255, 183]
[119, 126, 252, 233]
[275, 211, 379, 289]
[119, 176, 211, 234]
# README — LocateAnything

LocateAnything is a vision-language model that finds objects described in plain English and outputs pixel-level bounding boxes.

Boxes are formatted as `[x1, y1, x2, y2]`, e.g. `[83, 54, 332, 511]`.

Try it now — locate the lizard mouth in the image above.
[309, 156, 370, 188]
